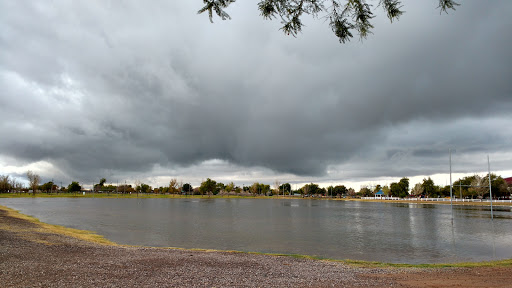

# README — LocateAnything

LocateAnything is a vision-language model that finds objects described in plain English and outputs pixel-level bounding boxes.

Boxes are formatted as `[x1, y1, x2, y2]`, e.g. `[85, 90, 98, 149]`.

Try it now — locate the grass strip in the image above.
[1, 205, 116, 246]
[2, 193, 511, 207]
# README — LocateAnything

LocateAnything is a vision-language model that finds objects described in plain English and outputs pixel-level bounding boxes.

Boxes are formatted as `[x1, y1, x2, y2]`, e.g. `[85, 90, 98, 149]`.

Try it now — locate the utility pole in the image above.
[449, 149, 453, 220]
[459, 182, 462, 200]
[450, 153, 494, 220]
[488, 155, 493, 220]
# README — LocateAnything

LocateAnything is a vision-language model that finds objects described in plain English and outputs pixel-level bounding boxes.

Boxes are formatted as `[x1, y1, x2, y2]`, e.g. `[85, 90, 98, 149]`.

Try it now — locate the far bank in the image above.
[2, 192, 512, 207]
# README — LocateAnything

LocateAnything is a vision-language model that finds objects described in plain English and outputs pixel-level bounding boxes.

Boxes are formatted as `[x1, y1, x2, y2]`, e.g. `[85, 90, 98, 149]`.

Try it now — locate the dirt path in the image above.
[377, 266, 512, 288]
[1, 207, 511, 287]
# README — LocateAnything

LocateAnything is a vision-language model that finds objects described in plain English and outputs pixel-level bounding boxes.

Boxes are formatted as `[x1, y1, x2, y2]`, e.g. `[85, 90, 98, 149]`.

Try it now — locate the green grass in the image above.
[0, 193, 275, 199]
[338, 258, 512, 268]
[0, 192, 504, 201]
[0, 205, 117, 245]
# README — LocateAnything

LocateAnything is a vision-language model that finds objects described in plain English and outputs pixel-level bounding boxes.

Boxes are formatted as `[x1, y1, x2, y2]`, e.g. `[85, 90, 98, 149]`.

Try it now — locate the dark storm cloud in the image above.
[1, 1, 511, 185]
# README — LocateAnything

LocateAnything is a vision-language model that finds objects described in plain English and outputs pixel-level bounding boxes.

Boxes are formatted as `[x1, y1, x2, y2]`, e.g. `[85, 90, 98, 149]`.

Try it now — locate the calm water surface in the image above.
[2, 198, 511, 264]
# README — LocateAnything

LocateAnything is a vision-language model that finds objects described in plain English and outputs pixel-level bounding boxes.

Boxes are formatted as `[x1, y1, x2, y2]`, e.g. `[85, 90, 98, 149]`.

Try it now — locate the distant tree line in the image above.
[369, 174, 510, 199]
[0, 171, 83, 195]
[0, 171, 510, 200]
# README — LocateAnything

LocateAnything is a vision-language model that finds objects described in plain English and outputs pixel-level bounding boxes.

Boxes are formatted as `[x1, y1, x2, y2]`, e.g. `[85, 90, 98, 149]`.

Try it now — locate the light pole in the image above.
[459, 181, 462, 200]
[488, 155, 493, 220]
[449, 149, 453, 220]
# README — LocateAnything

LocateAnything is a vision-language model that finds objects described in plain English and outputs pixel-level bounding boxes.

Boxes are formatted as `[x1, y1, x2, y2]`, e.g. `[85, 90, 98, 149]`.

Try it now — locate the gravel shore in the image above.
[1, 207, 511, 287]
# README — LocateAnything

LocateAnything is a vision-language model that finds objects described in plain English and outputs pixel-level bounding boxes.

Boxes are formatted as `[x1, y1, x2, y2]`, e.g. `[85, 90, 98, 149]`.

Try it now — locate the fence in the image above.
[361, 197, 512, 203]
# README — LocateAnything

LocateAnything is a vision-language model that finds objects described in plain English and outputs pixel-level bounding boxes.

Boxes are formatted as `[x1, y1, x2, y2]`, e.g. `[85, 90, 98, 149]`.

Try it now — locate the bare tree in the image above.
[303, 184, 310, 196]
[14, 179, 23, 193]
[274, 180, 281, 196]
[411, 183, 423, 196]
[27, 171, 40, 195]
[8, 177, 22, 193]
[469, 175, 486, 198]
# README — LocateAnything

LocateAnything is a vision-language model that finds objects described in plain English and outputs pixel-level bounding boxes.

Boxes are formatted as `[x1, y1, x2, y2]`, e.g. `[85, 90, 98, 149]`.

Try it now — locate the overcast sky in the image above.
[1, 1, 511, 190]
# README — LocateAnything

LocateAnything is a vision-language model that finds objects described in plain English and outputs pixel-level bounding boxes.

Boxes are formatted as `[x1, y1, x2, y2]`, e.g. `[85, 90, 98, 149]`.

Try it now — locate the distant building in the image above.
[375, 190, 385, 198]
[504, 177, 512, 185]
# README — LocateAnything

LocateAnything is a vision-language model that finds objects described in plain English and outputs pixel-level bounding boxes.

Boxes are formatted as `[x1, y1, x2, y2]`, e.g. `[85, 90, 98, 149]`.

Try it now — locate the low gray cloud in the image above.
[1, 1, 511, 186]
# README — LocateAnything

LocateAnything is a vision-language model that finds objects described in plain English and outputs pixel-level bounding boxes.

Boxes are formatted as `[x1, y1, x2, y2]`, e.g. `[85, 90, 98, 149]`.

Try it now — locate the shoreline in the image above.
[1, 205, 510, 268]
[0, 205, 397, 287]
[1, 206, 512, 287]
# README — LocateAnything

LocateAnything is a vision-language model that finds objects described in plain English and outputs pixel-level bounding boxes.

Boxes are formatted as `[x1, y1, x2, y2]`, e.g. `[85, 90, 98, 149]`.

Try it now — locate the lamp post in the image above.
[449, 149, 453, 220]
[488, 155, 493, 220]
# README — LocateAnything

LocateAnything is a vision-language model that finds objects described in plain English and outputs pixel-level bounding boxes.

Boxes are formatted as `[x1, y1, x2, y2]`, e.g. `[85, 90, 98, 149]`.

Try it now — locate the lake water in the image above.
[1, 198, 511, 264]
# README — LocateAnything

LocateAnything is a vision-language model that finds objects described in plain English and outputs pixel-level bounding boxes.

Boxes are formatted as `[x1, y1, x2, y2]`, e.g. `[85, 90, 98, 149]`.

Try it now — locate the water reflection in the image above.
[1, 198, 511, 264]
